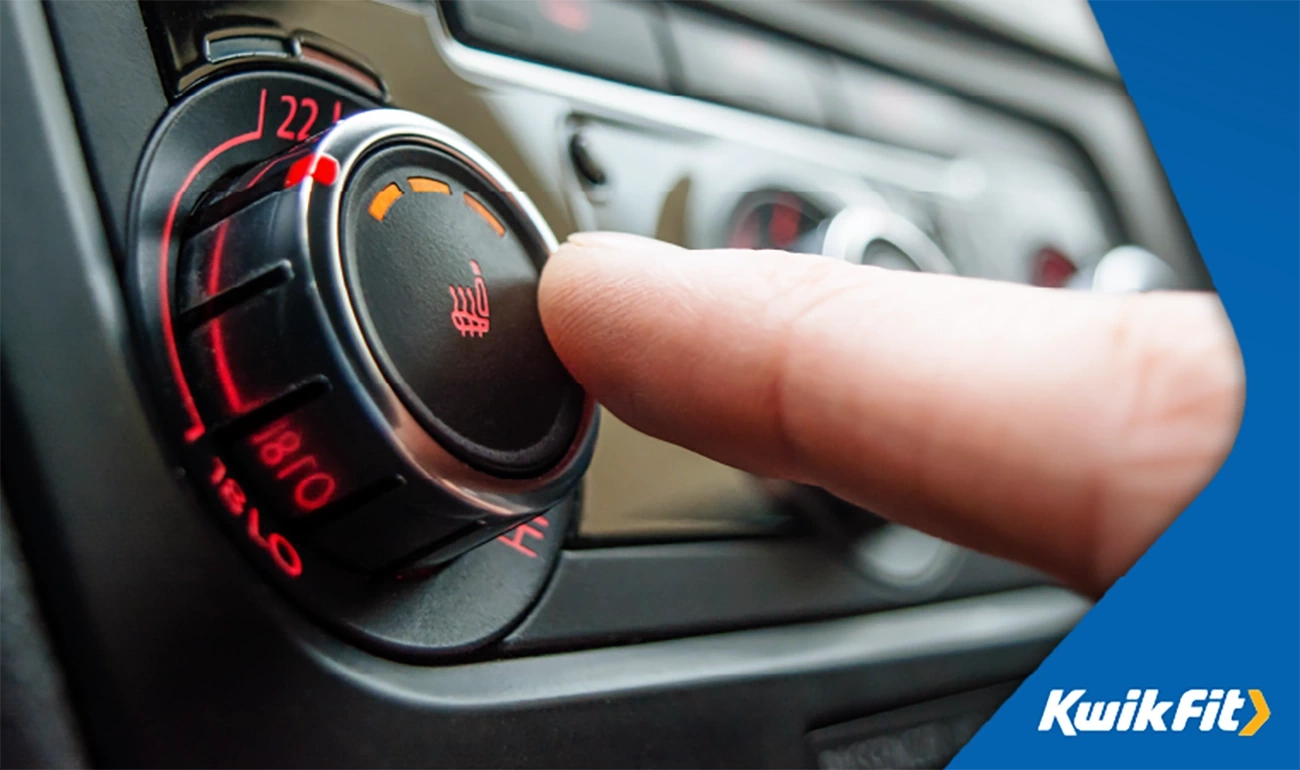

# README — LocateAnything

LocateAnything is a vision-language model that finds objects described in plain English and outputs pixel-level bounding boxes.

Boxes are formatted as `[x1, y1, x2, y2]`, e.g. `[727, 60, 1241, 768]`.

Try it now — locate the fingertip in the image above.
[539, 237, 671, 389]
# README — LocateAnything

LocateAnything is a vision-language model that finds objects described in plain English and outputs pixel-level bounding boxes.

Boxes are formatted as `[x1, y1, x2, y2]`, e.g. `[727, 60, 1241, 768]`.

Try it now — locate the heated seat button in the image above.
[445, 0, 671, 90]
[343, 145, 585, 478]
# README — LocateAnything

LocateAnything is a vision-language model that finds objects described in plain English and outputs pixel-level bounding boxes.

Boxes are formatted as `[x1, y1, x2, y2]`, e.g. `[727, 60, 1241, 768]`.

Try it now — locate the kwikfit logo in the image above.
[1038, 689, 1270, 736]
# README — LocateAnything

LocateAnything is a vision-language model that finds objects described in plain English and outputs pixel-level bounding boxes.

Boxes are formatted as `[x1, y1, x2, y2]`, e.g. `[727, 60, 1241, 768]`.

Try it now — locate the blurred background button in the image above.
[664, 7, 830, 126]
[831, 60, 967, 155]
[447, 0, 671, 90]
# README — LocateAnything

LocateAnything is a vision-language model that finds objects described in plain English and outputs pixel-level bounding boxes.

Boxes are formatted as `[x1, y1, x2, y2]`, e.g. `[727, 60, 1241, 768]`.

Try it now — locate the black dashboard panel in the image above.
[2, 0, 1199, 766]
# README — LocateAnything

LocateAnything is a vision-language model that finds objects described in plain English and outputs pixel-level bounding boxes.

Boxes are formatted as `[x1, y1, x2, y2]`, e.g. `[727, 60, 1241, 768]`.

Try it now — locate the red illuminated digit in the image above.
[294, 473, 336, 511]
[245, 506, 270, 548]
[248, 419, 336, 511]
[218, 477, 247, 516]
[332, 100, 342, 123]
[276, 95, 298, 140]
[267, 533, 303, 577]
[296, 97, 319, 141]
[246, 508, 304, 578]
[258, 431, 301, 466]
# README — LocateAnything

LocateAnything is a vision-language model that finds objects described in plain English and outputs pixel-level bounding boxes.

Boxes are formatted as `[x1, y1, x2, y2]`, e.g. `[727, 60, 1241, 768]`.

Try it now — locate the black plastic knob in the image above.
[174, 109, 596, 573]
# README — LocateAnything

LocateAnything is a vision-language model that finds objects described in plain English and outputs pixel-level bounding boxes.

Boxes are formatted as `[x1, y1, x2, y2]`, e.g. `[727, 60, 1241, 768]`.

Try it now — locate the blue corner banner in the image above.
[952, 2, 1299, 768]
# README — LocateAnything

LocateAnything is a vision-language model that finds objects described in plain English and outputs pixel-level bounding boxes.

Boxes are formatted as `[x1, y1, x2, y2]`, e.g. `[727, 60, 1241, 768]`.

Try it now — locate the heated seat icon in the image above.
[449, 260, 490, 337]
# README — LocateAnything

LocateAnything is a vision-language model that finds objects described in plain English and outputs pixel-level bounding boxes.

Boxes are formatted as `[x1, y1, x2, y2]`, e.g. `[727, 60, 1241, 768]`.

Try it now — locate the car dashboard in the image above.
[1, 1, 1203, 767]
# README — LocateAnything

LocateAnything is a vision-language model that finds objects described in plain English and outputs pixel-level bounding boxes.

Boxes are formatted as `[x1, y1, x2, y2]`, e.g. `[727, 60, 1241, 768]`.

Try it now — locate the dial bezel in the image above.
[298, 109, 597, 517]
[821, 203, 957, 274]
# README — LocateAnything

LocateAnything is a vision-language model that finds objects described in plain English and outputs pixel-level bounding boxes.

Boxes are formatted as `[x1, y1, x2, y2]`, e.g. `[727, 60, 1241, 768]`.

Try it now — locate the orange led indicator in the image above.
[407, 176, 450, 195]
[463, 192, 505, 237]
[367, 183, 403, 221]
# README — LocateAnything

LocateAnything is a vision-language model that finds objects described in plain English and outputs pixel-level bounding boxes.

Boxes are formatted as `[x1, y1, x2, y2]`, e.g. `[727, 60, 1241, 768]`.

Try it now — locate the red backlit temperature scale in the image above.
[128, 70, 596, 658]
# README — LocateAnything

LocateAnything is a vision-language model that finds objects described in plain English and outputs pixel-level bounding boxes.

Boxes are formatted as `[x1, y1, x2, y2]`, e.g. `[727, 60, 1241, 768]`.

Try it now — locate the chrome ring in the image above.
[301, 109, 597, 518]
[821, 204, 956, 274]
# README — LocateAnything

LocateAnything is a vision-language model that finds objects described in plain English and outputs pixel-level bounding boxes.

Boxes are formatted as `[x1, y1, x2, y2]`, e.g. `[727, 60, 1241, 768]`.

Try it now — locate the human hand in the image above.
[538, 232, 1245, 597]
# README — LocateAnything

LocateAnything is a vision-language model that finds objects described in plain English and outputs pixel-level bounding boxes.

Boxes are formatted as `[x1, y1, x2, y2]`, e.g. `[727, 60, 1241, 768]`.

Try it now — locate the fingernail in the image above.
[566, 231, 680, 252]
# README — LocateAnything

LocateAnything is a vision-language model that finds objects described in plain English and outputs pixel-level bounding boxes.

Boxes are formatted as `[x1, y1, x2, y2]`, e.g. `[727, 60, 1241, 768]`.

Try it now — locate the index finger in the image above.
[538, 232, 1244, 595]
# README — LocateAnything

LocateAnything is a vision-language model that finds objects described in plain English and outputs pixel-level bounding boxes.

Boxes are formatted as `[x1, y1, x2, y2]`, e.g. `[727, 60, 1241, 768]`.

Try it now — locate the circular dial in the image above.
[129, 71, 594, 657]
[176, 107, 595, 571]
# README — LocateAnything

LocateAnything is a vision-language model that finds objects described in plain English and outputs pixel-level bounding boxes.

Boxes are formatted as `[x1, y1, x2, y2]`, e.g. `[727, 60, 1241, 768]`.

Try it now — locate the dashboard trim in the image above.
[424, 4, 965, 197]
[313, 585, 1088, 707]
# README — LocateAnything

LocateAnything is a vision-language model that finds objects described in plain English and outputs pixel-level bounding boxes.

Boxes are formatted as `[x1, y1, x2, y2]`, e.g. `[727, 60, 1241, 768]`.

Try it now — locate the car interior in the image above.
[1, 1, 1210, 767]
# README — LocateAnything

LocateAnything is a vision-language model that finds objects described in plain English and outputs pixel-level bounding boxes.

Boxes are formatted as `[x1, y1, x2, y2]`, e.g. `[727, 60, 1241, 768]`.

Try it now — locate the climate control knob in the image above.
[174, 108, 596, 573]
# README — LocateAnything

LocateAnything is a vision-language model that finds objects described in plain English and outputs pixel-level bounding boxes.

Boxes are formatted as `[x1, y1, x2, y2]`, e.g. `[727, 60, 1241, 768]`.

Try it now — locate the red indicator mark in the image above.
[768, 194, 802, 249]
[250, 420, 338, 512]
[538, 0, 591, 32]
[283, 153, 340, 188]
[206, 220, 247, 413]
[498, 515, 549, 558]
[161, 89, 267, 442]
[1031, 246, 1078, 289]
[449, 260, 491, 337]
[245, 143, 311, 189]
[208, 458, 303, 577]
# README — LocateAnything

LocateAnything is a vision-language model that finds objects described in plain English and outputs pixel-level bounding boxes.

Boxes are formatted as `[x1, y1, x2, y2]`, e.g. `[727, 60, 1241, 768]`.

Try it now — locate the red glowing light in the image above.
[245, 508, 303, 577]
[284, 155, 314, 187]
[217, 477, 247, 515]
[768, 195, 802, 248]
[283, 153, 340, 188]
[1032, 247, 1078, 289]
[207, 221, 248, 413]
[449, 260, 491, 337]
[207, 457, 304, 578]
[275, 95, 344, 142]
[310, 154, 339, 185]
[538, 0, 591, 32]
[161, 89, 267, 442]
[251, 421, 339, 512]
[163, 90, 348, 442]
[497, 515, 549, 558]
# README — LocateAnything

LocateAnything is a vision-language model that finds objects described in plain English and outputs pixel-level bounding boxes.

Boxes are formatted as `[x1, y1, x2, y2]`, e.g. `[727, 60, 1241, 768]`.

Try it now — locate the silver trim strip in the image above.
[422, 5, 968, 197]
[311, 585, 1088, 706]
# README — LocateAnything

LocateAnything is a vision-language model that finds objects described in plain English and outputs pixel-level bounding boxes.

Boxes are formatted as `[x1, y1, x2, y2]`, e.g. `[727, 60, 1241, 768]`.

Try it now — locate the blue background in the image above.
[952, 2, 1299, 767]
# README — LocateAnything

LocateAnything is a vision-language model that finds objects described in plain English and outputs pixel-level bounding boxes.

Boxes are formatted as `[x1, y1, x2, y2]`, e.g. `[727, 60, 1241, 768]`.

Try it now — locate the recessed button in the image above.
[832, 60, 967, 154]
[446, 0, 671, 90]
[664, 7, 830, 125]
